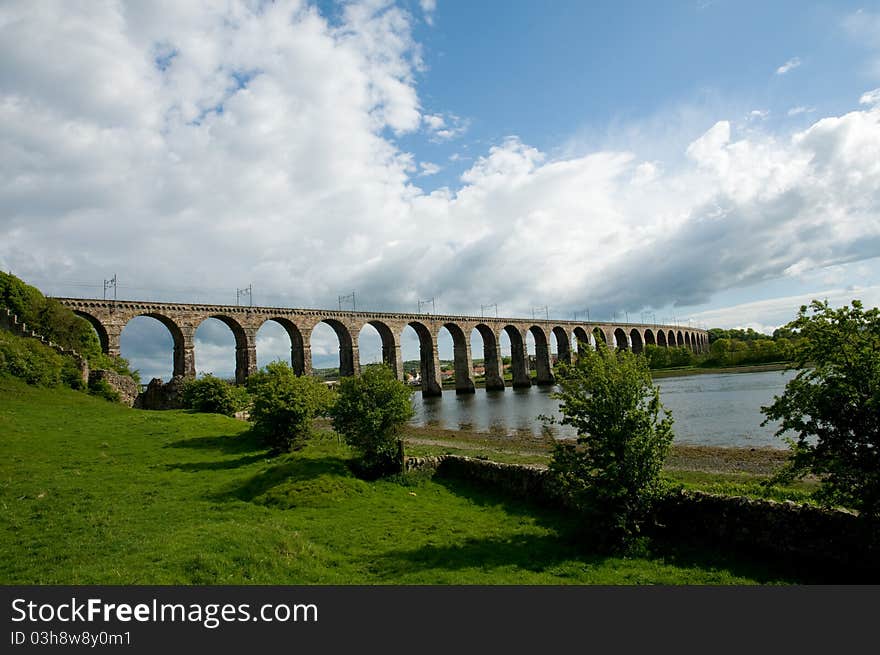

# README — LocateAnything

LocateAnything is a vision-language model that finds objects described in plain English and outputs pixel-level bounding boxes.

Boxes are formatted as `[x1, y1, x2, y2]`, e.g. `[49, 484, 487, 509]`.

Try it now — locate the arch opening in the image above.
[472, 324, 504, 391]
[120, 313, 186, 383]
[257, 317, 306, 375]
[614, 327, 628, 350]
[402, 321, 441, 397]
[552, 326, 571, 367]
[503, 325, 530, 388]
[657, 330, 667, 348]
[359, 320, 400, 379]
[443, 322, 474, 394]
[593, 327, 607, 350]
[528, 325, 553, 385]
[629, 329, 644, 354]
[310, 320, 356, 381]
[72, 310, 110, 354]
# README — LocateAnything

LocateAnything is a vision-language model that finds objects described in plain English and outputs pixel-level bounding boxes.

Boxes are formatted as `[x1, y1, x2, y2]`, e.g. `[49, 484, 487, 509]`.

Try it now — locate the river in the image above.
[410, 369, 797, 449]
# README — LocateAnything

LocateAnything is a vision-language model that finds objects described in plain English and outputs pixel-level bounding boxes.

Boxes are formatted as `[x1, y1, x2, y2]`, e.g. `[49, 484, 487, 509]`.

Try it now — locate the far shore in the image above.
[420, 361, 793, 390]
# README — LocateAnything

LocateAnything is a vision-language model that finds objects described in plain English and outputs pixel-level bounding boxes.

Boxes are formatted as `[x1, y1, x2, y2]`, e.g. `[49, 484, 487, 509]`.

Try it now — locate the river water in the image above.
[410, 369, 797, 449]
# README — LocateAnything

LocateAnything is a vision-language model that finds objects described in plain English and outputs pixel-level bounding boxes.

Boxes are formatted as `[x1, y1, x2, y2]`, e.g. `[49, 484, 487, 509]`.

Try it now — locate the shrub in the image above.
[546, 344, 674, 548]
[762, 299, 880, 518]
[329, 364, 414, 478]
[0, 271, 139, 381]
[88, 377, 121, 403]
[0, 331, 65, 387]
[247, 361, 334, 452]
[182, 374, 248, 416]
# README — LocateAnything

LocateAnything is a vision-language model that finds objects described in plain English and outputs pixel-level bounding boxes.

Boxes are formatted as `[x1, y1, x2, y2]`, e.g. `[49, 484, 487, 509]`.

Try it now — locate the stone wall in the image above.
[1, 307, 89, 386]
[88, 369, 140, 406]
[134, 376, 187, 410]
[404, 454, 880, 576]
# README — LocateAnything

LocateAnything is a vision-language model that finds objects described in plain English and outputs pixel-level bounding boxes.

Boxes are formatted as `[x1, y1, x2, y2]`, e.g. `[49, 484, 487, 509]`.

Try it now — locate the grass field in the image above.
[0, 376, 825, 584]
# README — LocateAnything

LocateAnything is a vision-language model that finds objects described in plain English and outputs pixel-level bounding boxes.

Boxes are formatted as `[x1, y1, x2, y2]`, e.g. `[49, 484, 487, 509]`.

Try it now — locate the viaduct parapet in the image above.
[54, 297, 709, 397]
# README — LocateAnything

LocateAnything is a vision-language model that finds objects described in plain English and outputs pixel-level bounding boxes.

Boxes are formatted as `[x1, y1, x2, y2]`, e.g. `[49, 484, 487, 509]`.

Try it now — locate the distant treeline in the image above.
[646, 327, 802, 370]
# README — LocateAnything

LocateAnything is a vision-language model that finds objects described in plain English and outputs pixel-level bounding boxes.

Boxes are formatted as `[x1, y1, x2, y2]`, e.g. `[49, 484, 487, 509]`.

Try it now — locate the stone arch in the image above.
[197, 314, 252, 384]
[629, 328, 644, 354]
[473, 324, 504, 391]
[258, 317, 306, 375]
[442, 322, 474, 394]
[406, 320, 441, 397]
[503, 325, 530, 388]
[72, 309, 110, 354]
[685, 332, 692, 350]
[573, 326, 591, 355]
[316, 318, 357, 378]
[127, 311, 191, 379]
[592, 327, 606, 350]
[644, 329, 656, 347]
[614, 327, 628, 350]
[364, 319, 401, 380]
[667, 330, 676, 347]
[676, 330, 684, 347]
[657, 330, 667, 348]
[552, 326, 571, 366]
[528, 325, 553, 385]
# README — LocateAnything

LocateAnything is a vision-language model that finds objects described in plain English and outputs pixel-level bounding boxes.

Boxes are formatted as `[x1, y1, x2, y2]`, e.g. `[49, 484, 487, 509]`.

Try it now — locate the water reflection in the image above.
[410, 370, 796, 449]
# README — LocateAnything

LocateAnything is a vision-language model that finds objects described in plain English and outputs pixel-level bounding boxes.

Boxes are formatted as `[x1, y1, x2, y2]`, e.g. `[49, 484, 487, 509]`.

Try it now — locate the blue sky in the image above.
[1, 0, 879, 378]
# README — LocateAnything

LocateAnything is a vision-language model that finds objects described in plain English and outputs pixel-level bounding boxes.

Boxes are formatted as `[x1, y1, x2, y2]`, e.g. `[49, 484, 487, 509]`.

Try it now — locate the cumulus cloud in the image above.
[860, 88, 880, 105]
[423, 111, 468, 141]
[2, 1, 880, 378]
[776, 57, 802, 75]
[418, 161, 441, 176]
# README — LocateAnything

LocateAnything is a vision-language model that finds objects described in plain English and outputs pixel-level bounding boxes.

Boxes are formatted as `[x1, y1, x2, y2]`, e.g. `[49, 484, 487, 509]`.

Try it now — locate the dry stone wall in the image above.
[405, 454, 880, 577]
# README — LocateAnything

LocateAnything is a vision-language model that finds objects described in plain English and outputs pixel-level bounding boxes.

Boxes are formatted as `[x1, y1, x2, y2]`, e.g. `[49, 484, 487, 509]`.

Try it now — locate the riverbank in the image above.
[402, 423, 790, 475]
[649, 362, 791, 379]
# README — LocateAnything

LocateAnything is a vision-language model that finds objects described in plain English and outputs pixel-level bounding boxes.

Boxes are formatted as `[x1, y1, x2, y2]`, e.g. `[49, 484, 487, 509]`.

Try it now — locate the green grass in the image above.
[0, 376, 824, 584]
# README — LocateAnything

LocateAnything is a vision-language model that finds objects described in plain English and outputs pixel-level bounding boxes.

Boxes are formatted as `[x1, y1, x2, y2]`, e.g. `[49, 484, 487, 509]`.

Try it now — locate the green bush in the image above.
[546, 345, 674, 548]
[762, 299, 880, 518]
[88, 377, 121, 403]
[0, 331, 66, 387]
[182, 374, 249, 416]
[0, 272, 139, 382]
[329, 364, 414, 478]
[247, 361, 334, 452]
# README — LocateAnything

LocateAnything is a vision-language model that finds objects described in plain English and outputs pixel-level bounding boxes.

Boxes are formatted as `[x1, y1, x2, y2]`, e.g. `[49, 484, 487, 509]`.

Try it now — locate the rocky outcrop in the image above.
[135, 375, 187, 410]
[88, 369, 140, 406]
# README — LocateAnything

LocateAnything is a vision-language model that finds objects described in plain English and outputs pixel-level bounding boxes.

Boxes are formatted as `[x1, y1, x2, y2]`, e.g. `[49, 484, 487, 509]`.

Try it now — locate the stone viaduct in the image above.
[54, 297, 709, 397]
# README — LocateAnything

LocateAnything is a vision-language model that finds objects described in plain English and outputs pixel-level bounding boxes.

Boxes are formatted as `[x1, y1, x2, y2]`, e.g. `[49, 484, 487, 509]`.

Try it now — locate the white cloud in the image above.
[418, 161, 441, 176]
[749, 109, 769, 120]
[2, 1, 880, 379]
[787, 106, 815, 116]
[860, 88, 880, 106]
[420, 0, 436, 25]
[423, 111, 468, 141]
[776, 57, 802, 75]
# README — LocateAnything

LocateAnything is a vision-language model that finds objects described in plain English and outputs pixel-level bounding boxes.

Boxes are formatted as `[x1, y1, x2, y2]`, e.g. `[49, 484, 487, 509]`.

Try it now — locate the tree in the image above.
[247, 361, 334, 452]
[182, 374, 249, 416]
[329, 364, 414, 477]
[546, 344, 674, 547]
[762, 299, 880, 518]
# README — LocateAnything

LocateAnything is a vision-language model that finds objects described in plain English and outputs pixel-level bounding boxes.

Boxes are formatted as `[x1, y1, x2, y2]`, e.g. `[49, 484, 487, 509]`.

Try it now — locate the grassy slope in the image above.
[1, 377, 820, 584]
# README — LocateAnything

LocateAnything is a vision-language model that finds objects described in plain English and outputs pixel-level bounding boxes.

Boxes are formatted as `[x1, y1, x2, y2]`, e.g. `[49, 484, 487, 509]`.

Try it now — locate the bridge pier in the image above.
[453, 337, 475, 395]
[509, 328, 531, 389]
[533, 331, 554, 385]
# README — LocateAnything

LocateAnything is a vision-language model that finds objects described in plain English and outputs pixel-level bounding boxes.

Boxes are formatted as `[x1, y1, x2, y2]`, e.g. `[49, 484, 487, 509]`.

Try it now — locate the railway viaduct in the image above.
[54, 297, 709, 397]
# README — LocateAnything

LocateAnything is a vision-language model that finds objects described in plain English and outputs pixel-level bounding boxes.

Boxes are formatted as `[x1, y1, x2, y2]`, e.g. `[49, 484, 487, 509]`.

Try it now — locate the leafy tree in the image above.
[182, 374, 249, 416]
[762, 300, 880, 517]
[247, 361, 334, 452]
[329, 364, 414, 477]
[546, 345, 674, 547]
